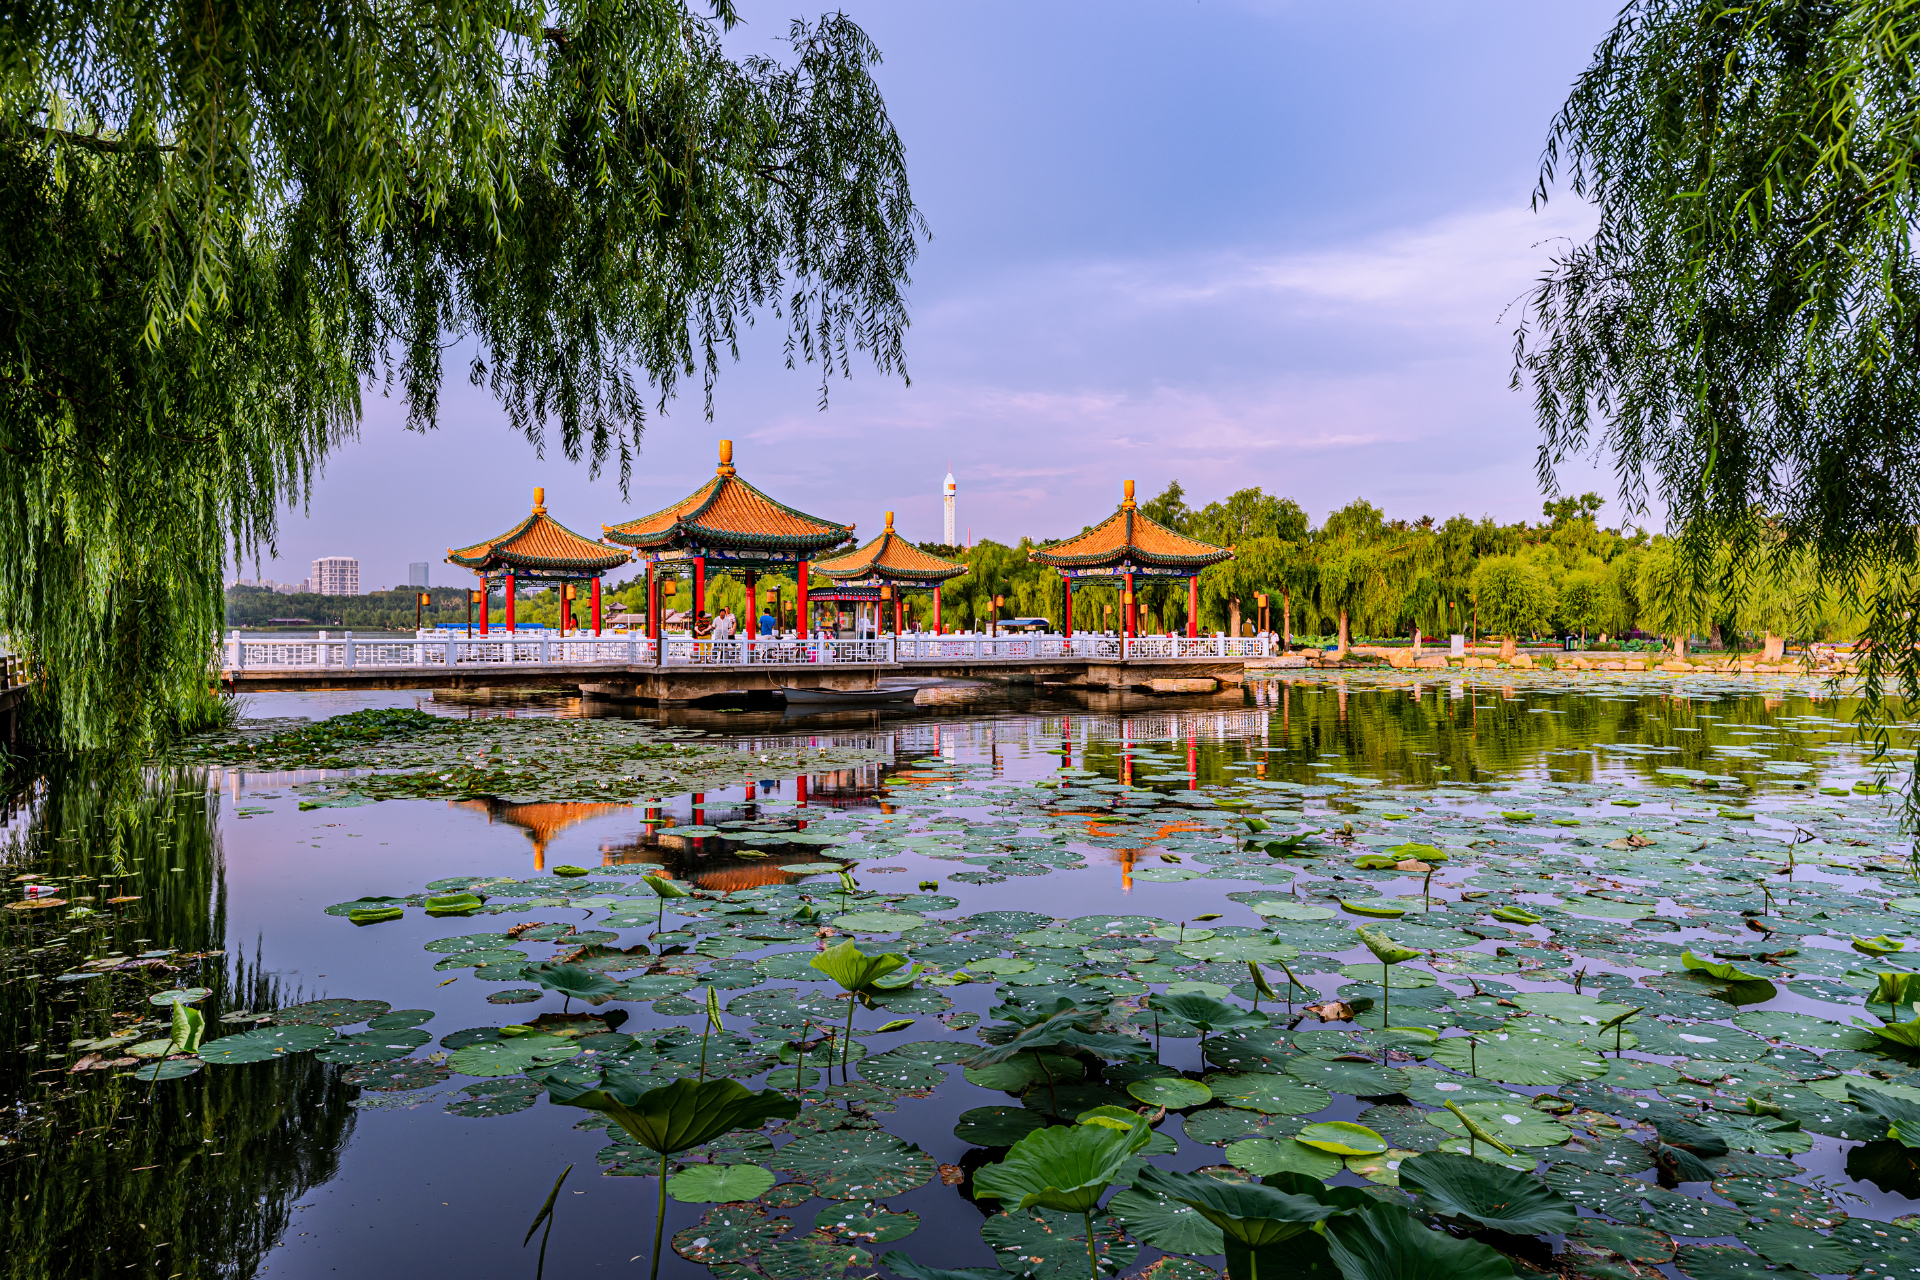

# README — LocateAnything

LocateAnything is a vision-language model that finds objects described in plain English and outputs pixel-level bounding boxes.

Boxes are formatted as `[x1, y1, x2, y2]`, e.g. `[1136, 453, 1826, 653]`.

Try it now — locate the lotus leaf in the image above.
[1126, 1076, 1212, 1110]
[672, 1205, 794, 1265]
[148, 987, 212, 1006]
[522, 962, 620, 1008]
[1146, 993, 1267, 1034]
[877, 1251, 1003, 1280]
[1398, 1152, 1577, 1232]
[772, 1128, 938, 1200]
[1323, 1200, 1518, 1280]
[1283, 1059, 1408, 1097]
[1341, 900, 1406, 918]
[1131, 1165, 1342, 1280]
[979, 1206, 1139, 1280]
[666, 1163, 777, 1203]
[1354, 926, 1421, 966]
[314, 1028, 431, 1064]
[1205, 1073, 1330, 1115]
[1422, 1101, 1569, 1148]
[815, 1201, 919, 1244]
[346, 1060, 452, 1091]
[273, 998, 389, 1026]
[128, 1059, 203, 1082]
[1428, 1033, 1608, 1086]
[199, 1024, 336, 1064]
[1295, 1121, 1388, 1155]
[1106, 1187, 1227, 1256]
[447, 1033, 580, 1077]
[973, 1112, 1153, 1213]
[1224, 1137, 1341, 1179]
[956, 1106, 1048, 1147]
[1849, 1084, 1920, 1147]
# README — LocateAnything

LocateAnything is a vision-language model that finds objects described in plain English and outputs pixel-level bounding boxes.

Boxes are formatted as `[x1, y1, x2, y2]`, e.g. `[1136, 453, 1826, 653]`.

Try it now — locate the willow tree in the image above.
[1516, 0, 1920, 808]
[0, 0, 921, 750]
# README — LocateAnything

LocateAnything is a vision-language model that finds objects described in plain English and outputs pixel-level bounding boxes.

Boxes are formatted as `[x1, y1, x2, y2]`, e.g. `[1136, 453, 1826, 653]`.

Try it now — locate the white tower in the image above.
[943, 466, 957, 547]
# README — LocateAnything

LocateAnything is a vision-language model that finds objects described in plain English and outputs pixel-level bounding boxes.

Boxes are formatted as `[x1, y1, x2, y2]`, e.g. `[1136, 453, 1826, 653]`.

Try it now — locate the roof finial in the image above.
[1123, 479, 1136, 509]
[717, 439, 735, 476]
[533, 486, 546, 513]
[885, 510, 894, 532]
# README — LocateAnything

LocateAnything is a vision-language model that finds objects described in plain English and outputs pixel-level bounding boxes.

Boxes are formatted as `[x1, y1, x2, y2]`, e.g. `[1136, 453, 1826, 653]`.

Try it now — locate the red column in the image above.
[591, 577, 601, 635]
[1125, 571, 1136, 638]
[480, 578, 490, 636]
[695, 556, 707, 634]
[1062, 576, 1073, 638]
[647, 562, 659, 639]
[746, 571, 758, 641]
[505, 573, 516, 632]
[797, 561, 810, 638]
[933, 587, 942, 635]
[1187, 576, 1199, 637]
[894, 593, 903, 635]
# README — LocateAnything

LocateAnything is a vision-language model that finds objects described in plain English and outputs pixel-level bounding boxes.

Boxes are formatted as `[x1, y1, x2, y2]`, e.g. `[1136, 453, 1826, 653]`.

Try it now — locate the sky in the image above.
[250, 0, 1626, 592]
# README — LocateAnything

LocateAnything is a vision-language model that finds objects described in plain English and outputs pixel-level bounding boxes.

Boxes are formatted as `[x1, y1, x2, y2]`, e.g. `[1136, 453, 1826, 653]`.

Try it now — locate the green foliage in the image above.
[1397, 1152, 1578, 1233]
[972, 1112, 1153, 1213]
[1470, 557, 1557, 639]
[546, 1073, 798, 1156]
[1, 0, 922, 751]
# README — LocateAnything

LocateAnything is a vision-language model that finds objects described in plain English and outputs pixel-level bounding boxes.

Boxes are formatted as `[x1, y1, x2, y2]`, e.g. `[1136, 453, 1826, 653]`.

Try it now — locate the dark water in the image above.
[2, 672, 1913, 1280]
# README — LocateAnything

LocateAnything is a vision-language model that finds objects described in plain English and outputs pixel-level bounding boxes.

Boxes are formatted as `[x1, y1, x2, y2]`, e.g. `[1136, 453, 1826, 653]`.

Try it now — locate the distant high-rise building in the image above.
[943, 467, 957, 547]
[409, 562, 430, 588]
[311, 557, 360, 597]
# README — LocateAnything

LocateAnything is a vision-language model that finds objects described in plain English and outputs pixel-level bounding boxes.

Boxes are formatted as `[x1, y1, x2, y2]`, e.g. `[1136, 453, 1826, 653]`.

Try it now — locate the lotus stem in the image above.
[1084, 1208, 1100, 1280]
[698, 1025, 710, 1081]
[1382, 961, 1389, 1027]
[843, 993, 857, 1094]
[1040, 1053, 1060, 1118]
[793, 1021, 811, 1099]
[652, 1150, 669, 1280]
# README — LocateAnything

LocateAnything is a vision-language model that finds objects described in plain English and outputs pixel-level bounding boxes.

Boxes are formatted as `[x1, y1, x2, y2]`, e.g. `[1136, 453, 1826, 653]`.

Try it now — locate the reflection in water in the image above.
[451, 798, 632, 870]
[0, 765, 355, 1280]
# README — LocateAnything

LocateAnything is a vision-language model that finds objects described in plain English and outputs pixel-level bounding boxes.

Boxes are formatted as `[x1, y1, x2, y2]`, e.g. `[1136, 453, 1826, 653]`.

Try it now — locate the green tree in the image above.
[1634, 539, 1715, 658]
[1471, 556, 1557, 659]
[1, 0, 922, 750]
[1517, 0, 1920, 803]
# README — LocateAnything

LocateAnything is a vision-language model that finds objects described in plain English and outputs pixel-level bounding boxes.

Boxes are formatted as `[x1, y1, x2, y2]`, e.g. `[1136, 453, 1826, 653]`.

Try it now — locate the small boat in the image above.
[776, 683, 921, 705]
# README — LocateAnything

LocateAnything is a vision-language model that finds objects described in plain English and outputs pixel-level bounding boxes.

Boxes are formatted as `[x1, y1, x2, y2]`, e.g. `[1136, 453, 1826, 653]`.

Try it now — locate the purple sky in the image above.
[254, 0, 1625, 592]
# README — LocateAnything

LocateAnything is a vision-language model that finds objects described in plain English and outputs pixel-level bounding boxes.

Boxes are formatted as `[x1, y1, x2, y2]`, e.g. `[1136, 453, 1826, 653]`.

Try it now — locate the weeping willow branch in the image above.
[1515, 0, 1920, 825]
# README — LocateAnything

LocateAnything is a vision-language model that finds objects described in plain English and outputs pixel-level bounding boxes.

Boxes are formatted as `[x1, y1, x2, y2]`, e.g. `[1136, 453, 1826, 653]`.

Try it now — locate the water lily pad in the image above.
[672, 1205, 793, 1264]
[128, 1059, 203, 1081]
[367, 1009, 435, 1029]
[147, 988, 212, 1006]
[856, 1052, 946, 1092]
[199, 1025, 337, 1064]
[1106, 1187, 1226, 1255]
[445, 1078, 542, 1117]
[1297, 1120, 1389, 1155]
[1205, 1072, 1330, 1115]
[423, 934, 513, 954]
[1428, 1032, 1609, 1086]
[446, 1033, 581, 1077]
[1424, 1101, 1572, 1147]
[344, 1059, 451, 1091]
[1283, 1059, 1410, 1097]
[954, 1106, 1047, 1147]
[814, 1201, 919, 1244]
[772, 1129, 937, 1200]
[273, 998, 390, 1027]
[314, 1028, 432, 1064]
[833, 911, 925, 933]
[1223, 1137, 1342, 1178]
[668, 1164, 778, 1203]
[1126, 1076, 1213, 1110]
[487, 988, 544, 1005]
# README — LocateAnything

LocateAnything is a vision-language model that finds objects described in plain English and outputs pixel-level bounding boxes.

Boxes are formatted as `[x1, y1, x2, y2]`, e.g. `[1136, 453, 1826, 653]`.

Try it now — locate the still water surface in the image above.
[3, 673, 1915, 1280]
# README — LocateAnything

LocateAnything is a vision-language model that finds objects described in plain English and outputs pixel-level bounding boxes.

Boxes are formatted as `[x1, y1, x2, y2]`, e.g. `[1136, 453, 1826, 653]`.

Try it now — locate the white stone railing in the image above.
[221, 630, 1269, 672]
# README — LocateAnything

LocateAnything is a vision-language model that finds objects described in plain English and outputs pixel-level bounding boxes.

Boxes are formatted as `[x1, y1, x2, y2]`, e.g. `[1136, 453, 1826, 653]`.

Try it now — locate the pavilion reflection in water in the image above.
[451, 798, 631, 870]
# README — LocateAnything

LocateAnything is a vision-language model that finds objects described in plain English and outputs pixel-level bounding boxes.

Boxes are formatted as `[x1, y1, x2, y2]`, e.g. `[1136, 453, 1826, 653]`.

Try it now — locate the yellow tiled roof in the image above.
[603, 440, 852, 553]
[1029, 481, 1233, 570]
[448, 489, 632, 574]
[813, 513, 969, 583]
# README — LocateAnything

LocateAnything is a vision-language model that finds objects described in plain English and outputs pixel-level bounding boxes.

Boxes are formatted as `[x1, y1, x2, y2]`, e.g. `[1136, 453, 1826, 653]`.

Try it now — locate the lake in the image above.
[3, 669, 1917, 1280]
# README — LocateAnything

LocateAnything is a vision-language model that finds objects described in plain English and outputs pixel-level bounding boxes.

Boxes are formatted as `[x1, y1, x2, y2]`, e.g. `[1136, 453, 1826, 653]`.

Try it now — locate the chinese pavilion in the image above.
[1028, 480, 1232, 638]
[447, 488, 632, 634]
[602, 440, 853, 640]
[810, 511, 969, 634]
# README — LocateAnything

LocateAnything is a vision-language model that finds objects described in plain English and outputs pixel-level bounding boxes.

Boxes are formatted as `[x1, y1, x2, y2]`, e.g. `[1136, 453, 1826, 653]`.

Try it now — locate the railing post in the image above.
[539, 636, 550, 665]
[445, 639, 456, 666]
[343, 631, 356, 668]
